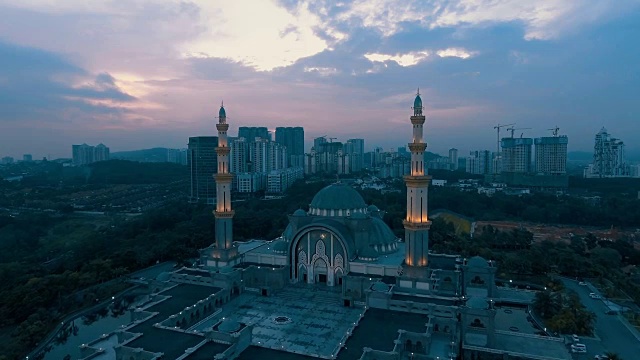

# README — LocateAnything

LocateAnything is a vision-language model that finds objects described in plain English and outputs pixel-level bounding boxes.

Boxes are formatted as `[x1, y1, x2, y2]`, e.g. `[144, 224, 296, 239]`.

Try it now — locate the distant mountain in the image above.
[111, 148, 169, 163]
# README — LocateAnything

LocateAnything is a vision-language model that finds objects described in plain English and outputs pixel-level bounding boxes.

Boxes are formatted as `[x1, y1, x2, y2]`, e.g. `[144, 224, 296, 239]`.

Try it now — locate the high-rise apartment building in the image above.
[466, 150, 494, 175]
[448, 148, 458, 170]
[230, 137, 249, 174]
[72, 143, 110, 165]
[584, 127, 629, 178]
[500, 138, 533, 173]
[534, 136, 568, 175]
[275, 127, 304, 167]
[313, 136, 327, 151]
[238, 127, 269, 142]
[346, 138, 364, 172]
[188, 136, 218, 204]
[167, 148, 188, 165]
[23, 154, 33, 162]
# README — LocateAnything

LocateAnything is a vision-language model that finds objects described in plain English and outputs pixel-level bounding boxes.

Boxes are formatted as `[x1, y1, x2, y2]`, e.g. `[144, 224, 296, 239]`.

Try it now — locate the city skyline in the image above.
[1, 1, 639, 159]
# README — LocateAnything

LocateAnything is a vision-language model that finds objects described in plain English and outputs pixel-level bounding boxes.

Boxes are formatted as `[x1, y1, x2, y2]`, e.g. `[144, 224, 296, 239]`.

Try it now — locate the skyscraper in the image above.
[403, 90, 431, 267]
[238, 127, 269, 142]
[230, 137, 249, 174]
[275, 127, 304, 167]
[188, 136, 217, 204]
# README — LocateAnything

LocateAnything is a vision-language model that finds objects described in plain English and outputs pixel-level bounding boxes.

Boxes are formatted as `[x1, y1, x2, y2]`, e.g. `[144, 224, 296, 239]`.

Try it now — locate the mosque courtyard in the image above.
[219, 284, 364, 359]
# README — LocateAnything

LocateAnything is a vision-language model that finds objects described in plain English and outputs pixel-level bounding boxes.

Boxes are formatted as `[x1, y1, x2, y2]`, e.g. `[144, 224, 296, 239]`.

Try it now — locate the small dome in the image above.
[217, 319, 241, 333]
[367, 205, 379, 212]
[309, 183, 366, 213]
[219, 105, 226, 118]
[293, 209, 307, 217]
[467, 256, 489, 268]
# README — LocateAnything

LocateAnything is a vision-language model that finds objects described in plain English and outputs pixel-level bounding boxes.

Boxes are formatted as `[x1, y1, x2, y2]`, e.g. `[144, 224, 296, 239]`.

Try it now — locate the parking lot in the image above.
[561, 278, 640, 360]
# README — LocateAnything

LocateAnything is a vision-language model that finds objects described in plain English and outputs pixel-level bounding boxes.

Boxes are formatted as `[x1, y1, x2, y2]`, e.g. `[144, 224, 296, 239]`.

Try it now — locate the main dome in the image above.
[309, 183, 367, 216]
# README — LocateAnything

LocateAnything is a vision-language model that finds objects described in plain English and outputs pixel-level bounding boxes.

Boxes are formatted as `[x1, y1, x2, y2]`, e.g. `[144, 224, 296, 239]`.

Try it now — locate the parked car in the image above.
[572, 334, 580, 342]
[571, 344, 587, 353]
[594, 355, 609, 360]
[579, 281, 587, 286]
[589, 293, 601, 299]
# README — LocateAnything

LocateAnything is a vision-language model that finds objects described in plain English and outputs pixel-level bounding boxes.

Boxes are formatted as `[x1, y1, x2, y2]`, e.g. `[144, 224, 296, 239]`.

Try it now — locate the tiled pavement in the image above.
[221, 285, 364, 358]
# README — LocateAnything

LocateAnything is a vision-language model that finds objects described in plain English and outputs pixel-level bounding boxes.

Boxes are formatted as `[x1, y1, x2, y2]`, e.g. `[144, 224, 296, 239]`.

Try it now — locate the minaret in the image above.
[403, 89, 431, 267]
[214, 102, 234, 251]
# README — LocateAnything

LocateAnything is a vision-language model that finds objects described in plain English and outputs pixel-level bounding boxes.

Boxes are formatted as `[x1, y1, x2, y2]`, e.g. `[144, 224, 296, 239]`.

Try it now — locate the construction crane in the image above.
[547, 126, 560, 137]
[506, 126, 532, 138]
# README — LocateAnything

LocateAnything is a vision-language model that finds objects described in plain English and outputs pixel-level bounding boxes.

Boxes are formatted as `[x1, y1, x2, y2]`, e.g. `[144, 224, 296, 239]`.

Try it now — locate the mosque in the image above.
[82, 92, 573, 360]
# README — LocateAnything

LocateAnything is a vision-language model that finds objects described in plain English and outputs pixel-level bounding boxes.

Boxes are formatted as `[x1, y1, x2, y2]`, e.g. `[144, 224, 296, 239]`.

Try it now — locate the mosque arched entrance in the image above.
[289, 226, 349, 287]
[314, 258, 328, 284]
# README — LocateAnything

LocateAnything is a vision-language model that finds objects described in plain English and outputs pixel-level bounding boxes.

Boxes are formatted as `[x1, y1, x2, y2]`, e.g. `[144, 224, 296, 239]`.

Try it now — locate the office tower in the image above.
[466, 150, 494, 175]
[534, 136, 568, 175]
[585, 128, 628, 178]
[275, 127, 304, 167]
[449, 148, 458, 170]
[23, 154, 32, 162]
[404, 90, 431, 267]
[501, 138, 533, 173]
[188, 136, 218, 204]
[238, 127, 269, 142]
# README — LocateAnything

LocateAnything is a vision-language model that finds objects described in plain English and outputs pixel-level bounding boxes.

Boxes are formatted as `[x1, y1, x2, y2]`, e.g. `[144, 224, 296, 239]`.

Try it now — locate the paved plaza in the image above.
[222, 285, 365, 358]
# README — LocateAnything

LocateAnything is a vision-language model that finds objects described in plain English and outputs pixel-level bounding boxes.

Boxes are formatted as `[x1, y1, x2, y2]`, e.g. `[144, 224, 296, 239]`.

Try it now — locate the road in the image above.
[561, 278, 640, 360]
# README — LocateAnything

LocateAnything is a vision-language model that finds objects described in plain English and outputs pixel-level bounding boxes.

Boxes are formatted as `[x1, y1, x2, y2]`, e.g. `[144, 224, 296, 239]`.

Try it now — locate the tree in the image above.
[533, 291, 561, 319]
[604, 352, 622, 360]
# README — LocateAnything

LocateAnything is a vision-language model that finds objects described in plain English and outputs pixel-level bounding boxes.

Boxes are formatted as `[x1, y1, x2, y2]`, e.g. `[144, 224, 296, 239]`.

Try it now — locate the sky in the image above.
[0, 0, 639, 160]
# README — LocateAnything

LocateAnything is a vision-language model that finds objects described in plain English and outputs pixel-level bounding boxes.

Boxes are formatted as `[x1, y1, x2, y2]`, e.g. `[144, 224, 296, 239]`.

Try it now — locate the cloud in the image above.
[364, 51, 430, 67]
[0, 41, 136, 124]
[436, 48, 477, 59]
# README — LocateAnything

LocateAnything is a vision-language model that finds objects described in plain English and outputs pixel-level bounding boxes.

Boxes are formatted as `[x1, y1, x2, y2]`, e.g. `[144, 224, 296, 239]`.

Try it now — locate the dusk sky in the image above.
[1, 0, 639, 160]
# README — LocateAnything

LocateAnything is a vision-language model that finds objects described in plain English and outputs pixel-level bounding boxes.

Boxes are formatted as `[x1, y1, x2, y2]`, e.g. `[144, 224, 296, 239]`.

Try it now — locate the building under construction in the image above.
[584, 127, 629, 178]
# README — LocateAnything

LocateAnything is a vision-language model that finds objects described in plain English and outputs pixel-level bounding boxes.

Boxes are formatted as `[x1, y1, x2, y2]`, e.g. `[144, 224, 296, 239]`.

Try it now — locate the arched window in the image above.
[404, 339, 413, 351]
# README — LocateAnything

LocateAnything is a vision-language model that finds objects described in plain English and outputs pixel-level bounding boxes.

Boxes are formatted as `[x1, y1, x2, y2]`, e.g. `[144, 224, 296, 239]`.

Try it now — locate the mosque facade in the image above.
[101, 94, 573, 360]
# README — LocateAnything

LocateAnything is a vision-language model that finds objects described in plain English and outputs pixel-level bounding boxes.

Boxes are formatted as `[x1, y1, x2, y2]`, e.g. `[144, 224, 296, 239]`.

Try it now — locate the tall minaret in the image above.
[214, 102, 234, 250]
[403, 89, 431, 267]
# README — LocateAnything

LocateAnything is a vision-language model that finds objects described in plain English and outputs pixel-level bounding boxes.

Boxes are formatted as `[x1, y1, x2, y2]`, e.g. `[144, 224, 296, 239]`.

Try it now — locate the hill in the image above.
[111, 148, 169, 163]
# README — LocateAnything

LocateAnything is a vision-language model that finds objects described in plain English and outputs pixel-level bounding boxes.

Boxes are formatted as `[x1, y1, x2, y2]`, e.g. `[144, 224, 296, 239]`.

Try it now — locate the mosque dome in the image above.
[309, 183, 367, 216]
[219, 105, 226, 118]
[367, 205, 379, 213]
[467, 256, 490, 268]
[293, 209, 307, 217]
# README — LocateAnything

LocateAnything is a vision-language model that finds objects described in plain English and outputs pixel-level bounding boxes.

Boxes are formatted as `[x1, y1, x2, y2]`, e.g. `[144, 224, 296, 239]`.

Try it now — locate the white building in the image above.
[236, 172, 266, 193]
[267, 167, 303, 193]
[466, 150, 494, 175]
[584, 127, 629, 178]
[534, 136, 568, 175]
